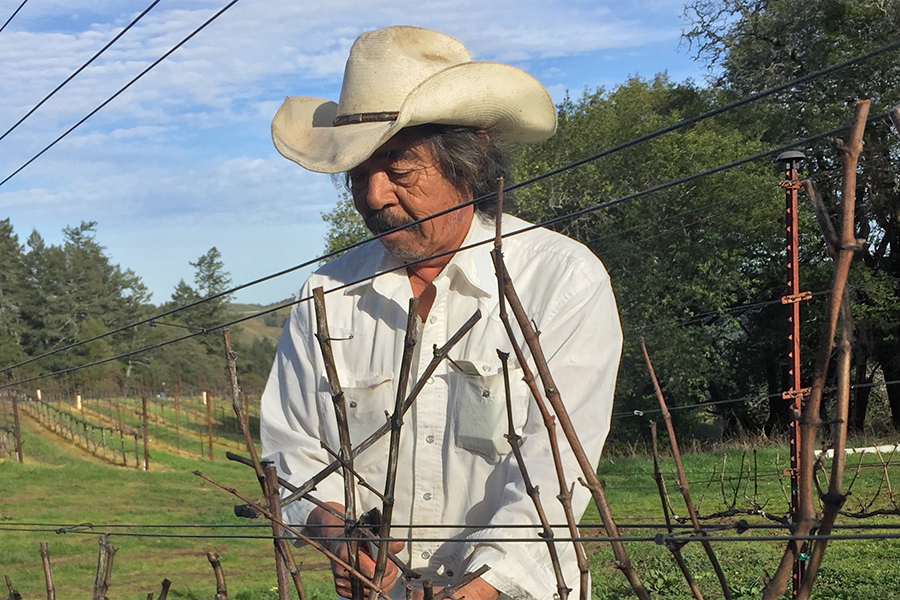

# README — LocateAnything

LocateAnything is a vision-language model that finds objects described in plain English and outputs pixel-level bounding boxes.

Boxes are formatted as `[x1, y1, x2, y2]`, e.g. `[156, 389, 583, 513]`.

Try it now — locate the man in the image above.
[260, 26, 622, 600]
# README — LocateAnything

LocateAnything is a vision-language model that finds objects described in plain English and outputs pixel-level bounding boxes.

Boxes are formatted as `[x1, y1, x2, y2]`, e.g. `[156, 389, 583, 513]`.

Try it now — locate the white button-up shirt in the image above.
[260, 213, 622, 599]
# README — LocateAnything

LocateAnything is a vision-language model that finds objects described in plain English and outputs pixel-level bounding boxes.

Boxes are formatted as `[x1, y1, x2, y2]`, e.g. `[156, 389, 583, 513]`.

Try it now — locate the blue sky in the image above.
[0, 0, 711, 305]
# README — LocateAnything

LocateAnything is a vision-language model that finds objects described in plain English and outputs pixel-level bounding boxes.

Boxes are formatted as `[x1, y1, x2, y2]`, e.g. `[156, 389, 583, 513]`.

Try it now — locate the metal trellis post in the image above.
[777, 150, 810, 598]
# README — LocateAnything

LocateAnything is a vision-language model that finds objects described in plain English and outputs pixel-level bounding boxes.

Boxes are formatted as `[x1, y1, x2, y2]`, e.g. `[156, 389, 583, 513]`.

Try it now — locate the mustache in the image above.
[364, 210, 423, 236]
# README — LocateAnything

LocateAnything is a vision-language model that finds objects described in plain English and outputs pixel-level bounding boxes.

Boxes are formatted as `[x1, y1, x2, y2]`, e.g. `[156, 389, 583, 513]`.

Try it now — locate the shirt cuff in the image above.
[282, 496, 317, 530]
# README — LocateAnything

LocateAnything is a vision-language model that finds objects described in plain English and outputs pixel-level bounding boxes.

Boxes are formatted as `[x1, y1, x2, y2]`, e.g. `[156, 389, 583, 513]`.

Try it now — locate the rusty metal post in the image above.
[174, 383, 181, 452]
[777, 150, 809, 598]
[205, 391, 214, 460]
[12, 393, 23, 463]
[141, 396, 150, 471]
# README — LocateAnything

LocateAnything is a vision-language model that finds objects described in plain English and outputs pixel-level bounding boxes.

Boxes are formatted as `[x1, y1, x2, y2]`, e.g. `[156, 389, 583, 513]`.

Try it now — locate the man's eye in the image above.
[388, 169, 416, 184]
[349, 173, 367, 189]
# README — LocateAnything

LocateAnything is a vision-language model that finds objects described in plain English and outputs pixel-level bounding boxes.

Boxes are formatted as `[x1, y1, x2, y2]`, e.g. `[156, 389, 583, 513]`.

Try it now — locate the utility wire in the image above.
[0, 0, 28, 34]
[0, 0, 242, 188]
[612, 378, 900, 419]
[5, 520, 900, 531]
[1, 110, 893, 390]
[3, 41, 898, 375]
[4, 524, 900, 544]
[640, 274, 900, 331]
[0, 1, 162, 143]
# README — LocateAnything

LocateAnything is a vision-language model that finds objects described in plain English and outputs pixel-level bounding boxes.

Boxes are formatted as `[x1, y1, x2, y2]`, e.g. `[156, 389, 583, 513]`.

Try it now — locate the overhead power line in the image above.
[3, 38, 899, 378]
[0, 0, 28, 34]
[1, 109, 894, 391]
[0, 0, 162, 143]
[6, 520, 900, 531]
[4, 522, 900, 544]
[612, 378, 900, 420]
[0, 0, 242, 188]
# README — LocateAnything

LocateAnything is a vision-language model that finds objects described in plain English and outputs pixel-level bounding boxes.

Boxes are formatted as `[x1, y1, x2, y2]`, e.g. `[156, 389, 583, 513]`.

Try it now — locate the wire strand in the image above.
[0, 1, 162, 143]
[0, 0, 28, 34]
[1, 110, 893, 390]
[0, 0, 242, 188]
[2, 39, 899, 374]
[3, 523, 900, 544]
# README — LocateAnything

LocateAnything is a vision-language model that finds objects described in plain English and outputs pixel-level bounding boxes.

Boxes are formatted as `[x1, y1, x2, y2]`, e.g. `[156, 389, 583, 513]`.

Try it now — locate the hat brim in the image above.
[272, 62, 557, 174]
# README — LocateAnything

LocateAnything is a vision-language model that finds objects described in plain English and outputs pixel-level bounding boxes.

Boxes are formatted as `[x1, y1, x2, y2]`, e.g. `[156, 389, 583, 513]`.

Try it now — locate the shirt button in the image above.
[427, 376, 434, 384]
[482, 389, 490, 398]
[482, 365, 491, 372]
[421, 551, 431, 560]
[425, 434, 435, 444]
[423, 492, 432, 501]
[429, 315, 437, 324]
[349, 400, 357, 408]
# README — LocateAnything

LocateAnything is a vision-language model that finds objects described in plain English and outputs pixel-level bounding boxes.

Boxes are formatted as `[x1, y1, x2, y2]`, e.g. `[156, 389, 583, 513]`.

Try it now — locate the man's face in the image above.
[348, 135, 474, 263]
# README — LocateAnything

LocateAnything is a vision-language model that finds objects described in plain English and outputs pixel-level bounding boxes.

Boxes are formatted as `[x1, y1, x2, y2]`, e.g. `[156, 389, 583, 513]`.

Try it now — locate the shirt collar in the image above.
[342, 212, 497, 300]
[440, 213, 495, 299]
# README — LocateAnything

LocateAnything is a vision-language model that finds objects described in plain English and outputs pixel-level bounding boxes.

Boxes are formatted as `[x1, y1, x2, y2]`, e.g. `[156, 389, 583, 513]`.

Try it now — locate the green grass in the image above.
[587, 444, 900, 599]
[3, 413, 899, 600]
[0, 415, 333, 600]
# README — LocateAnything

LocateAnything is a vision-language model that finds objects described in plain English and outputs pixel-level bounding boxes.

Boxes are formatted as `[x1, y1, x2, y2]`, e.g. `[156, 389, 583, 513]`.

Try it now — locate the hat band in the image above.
[333, 111, 399, 127]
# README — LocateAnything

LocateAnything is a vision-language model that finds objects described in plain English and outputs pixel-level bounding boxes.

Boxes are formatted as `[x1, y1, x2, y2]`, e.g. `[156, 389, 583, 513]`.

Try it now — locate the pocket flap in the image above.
[342, 372, 392, 389]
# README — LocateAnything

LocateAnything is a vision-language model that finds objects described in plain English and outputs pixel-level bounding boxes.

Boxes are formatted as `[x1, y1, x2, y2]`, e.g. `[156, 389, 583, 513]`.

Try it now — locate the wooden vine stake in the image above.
[91, 535, 116, 600]
[498, 350, 571, 600]
[313, 286, 363, 600]
[641, 337, 731, 600]
[648, 422, 704, 600]
[491, 178, 649, 600]
[222, 331, 307, 600]
[762, 99, 869, 600]
[207, 553, 228, 600]
[369, 297, 419, 600]
[795, 100, 869, 599]
[40, 542, 56, 600]
[5, 575, 22, 600]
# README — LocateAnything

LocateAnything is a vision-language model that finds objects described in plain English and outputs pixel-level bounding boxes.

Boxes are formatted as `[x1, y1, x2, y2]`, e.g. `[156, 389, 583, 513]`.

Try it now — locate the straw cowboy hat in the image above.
[271, 25, 557, 174]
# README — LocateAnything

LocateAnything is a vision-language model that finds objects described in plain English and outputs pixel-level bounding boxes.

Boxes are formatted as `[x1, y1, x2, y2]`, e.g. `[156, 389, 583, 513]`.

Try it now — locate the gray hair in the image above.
[341, 124, 514, 218]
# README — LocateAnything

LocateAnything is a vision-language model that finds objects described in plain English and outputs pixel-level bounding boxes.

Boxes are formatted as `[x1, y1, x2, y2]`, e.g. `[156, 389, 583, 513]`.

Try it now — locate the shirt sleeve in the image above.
[259, 286, 345, 532]
[464, 262, 623, 600]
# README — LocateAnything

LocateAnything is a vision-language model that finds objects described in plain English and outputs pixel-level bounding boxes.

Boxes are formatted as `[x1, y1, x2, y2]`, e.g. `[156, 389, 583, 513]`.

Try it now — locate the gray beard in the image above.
[365, 210, 427, 261]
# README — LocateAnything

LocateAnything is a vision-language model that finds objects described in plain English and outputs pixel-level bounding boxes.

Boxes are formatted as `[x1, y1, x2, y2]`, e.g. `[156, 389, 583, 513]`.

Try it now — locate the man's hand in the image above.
[308, 503, 405, 598]
[411, 577, 499, 600]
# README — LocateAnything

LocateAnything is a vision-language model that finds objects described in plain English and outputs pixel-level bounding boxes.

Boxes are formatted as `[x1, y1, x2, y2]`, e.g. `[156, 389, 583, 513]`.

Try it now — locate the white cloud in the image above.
[0, 0, 700, 304]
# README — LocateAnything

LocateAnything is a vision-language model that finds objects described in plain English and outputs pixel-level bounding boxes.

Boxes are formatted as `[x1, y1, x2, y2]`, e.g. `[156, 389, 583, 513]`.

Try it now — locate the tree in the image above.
[8, 222, 150, 388]
[321, 192, 369, 258]
[685, 0, 900, 429]
[169, 247, 232, 331]
[162, 247, 234, 378]
[512, 75, 797, 439]
[0, 219, 26, 369]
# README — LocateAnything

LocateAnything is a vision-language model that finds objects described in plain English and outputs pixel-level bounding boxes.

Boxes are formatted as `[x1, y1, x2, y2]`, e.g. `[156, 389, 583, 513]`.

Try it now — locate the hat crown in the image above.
[337, 26, 471, 116]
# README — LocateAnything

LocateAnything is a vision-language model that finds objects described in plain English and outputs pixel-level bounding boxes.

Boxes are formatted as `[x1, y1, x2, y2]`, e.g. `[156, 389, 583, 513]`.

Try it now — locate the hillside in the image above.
[3, 397, 900, 600]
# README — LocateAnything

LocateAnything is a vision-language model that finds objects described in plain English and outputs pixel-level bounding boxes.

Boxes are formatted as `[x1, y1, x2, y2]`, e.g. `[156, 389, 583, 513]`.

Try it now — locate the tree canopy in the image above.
[685, 0, 900, 428]
[319, 12, 900, 438]
[0, 226, 270, 399]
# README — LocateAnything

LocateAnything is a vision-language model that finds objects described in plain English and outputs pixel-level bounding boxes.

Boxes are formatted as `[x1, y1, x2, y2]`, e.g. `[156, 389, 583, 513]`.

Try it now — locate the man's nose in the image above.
[364, 170, 396, 211]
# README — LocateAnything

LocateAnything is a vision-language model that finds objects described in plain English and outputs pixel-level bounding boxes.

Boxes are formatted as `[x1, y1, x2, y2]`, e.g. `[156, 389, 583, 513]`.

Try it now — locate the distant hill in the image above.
[226, 300, 293, 344]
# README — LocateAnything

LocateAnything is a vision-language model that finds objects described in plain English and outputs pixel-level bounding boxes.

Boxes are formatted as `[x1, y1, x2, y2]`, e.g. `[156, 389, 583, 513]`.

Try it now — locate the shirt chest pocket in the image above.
[336, 373, 394, 468]
[449, 358, 530, 463]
